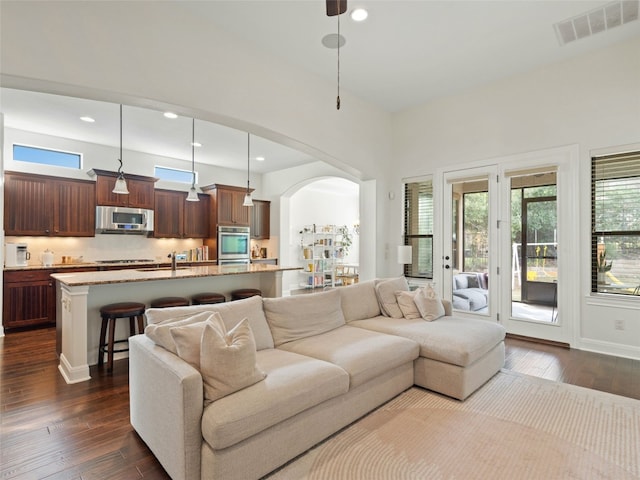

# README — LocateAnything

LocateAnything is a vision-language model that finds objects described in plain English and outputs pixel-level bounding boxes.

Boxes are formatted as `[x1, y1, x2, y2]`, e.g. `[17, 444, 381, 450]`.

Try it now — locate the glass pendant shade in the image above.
[113, 174, 129, 194]
[243, 192, 253, 207]
[186, 186, 199, 202]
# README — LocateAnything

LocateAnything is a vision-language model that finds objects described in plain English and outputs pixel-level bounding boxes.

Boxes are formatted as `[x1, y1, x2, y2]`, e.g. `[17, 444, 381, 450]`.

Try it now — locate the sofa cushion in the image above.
[201, 317, 266, 405]
[201, 348, 349, 450]
[277, 325, 419, 388]
[145, 295, 274, 350]
[413, 284, 445, 321]
[339, 280, 381, 322]
[350, 316, 505, 367]
[263, 289, 345, 347]
[145, 310, 214, 354]
[374, 277, 409, 318]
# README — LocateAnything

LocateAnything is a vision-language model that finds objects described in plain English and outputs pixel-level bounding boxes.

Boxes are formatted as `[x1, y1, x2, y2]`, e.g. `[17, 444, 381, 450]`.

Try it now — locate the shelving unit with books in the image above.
[299, 224, 338, 289]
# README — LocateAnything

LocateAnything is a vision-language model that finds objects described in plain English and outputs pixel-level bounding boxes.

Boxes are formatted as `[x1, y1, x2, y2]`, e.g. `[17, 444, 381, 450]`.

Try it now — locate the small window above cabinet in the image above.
[251, 199, 271, 239]
[89, 169, 157, 209]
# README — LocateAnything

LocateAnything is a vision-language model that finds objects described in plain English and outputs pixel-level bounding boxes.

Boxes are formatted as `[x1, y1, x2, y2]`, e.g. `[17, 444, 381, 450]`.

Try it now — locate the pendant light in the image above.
[243, 132, 253, 207]
[112, 104, 129, 194]
[186, 117, 199, 202]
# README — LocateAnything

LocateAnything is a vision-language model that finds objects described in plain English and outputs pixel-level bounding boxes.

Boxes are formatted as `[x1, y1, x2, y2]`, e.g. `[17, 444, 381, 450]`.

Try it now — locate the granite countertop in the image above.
[51, 263, 301, 287]
[3, 260, 217, 272]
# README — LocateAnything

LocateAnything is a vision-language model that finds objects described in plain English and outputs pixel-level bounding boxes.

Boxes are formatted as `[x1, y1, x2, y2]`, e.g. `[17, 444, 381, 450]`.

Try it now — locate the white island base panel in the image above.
[55, 269, 284, 384]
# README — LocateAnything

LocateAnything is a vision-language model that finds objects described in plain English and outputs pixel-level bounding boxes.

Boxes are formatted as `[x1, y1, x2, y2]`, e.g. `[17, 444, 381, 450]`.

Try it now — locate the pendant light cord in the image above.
[247, 133, 251, 193]
[118, 104, 124, 174]
[191, 118, 196, 188]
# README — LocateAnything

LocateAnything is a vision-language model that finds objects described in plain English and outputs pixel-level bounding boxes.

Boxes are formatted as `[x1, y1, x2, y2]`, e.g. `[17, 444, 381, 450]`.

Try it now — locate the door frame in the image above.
[438, 165, 499, 321]
[498, 145, 579, 345]
[434, 145, 579, 346]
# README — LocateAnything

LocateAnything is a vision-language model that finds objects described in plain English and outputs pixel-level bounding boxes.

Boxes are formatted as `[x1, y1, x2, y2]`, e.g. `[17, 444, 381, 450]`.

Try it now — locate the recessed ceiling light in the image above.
[350, 8, 368, 22]
[80, 116, 95, 123]
[163, 112, 178, 119]
[256, 156, 265, 162]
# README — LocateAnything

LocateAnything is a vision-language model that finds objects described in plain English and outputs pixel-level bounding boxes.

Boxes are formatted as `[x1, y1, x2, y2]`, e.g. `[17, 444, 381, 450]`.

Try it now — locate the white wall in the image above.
[287, 179, 360, 292]
[0, 0, 394, 276]
[392, 36, 640, 359]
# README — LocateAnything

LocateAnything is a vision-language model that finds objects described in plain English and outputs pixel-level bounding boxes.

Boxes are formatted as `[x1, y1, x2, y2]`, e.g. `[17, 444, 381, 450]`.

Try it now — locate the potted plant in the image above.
[336, 225, 353, 258]
[597, 249, 612, 284]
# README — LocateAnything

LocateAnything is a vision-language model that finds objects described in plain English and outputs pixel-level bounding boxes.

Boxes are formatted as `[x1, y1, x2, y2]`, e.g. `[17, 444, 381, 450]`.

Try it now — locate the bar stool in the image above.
[191, 292, 226, 305]
[98, 302, 146, 373]
[150, 297, 190, 308]
[231, 288, 262, 301]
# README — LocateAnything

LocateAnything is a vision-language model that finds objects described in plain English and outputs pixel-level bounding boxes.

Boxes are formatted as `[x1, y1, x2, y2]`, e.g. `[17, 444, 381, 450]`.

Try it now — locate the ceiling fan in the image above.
[326, 0, 347, 17]
[326, 0, 347, 109]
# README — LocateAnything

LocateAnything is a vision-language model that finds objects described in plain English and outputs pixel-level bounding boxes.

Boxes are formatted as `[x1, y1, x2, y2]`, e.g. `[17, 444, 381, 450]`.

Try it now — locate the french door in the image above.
[438, 146, 579, 345]
[442, 166, 498, 320]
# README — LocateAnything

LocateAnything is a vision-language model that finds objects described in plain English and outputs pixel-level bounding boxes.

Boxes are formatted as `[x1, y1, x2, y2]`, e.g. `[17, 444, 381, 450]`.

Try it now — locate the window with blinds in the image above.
[403, 179, 433, 278]
[591, 151, 640, 295]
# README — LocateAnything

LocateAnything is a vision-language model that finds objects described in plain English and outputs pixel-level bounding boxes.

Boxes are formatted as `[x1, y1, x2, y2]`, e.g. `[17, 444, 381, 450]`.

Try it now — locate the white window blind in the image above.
[591, 151, 640, 295]
[403, 179, 433, 278]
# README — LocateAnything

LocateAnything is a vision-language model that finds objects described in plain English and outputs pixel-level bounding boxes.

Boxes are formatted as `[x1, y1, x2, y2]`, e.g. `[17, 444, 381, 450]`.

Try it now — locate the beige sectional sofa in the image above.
[129, 278, 506, 480]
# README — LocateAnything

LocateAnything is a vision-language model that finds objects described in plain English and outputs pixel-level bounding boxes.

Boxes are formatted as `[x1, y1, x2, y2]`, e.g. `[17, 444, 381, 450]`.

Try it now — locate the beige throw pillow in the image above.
[395, 290, 421, 319]
[375, 277, 409, 318]
[145, 311, 214, 354]
[200, 317, 266, 405]
[169, 315, 215, 368]
[414, 285, 445, 321]
[263, 289, 345, 346]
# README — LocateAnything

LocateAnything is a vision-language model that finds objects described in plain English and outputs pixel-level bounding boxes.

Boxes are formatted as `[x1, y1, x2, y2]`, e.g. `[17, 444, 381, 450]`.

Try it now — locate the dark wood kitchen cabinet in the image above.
[4, 171, 95, 237]
[91, 169, 156, 209]
[3, 269, 55, 329]
[153, 189, 209, 238]
[201, 183, 253, 228]
[251, 199, 271, 239]
[3, 266, 98, 331]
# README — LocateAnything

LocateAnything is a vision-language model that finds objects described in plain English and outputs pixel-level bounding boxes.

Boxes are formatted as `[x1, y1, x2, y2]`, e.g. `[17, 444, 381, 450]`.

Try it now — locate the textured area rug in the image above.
[267, 370, 640, 479]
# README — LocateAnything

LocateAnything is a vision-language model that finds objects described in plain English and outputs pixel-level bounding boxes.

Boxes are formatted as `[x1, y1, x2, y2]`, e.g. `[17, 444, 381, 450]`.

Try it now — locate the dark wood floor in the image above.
[1, 327, 639, 479]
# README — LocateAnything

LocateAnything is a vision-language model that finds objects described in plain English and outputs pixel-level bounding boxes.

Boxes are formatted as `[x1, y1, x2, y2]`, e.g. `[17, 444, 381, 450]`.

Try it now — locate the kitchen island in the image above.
[51, 263, 300, 384]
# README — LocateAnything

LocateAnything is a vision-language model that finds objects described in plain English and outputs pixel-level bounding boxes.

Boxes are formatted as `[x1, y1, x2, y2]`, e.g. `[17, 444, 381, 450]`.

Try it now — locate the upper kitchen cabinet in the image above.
[251, 199, 271, 239]
[4, 171, 96, 237]
[202, 183, 253, 227]
[91, 169, 156, 209]
[153, 189, 210, 238]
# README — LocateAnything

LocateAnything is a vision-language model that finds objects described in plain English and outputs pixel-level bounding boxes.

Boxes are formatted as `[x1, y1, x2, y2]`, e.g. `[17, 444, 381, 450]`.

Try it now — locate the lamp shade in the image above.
[186, 186, 199, 202]
[112, 175, 129, 195]
[243, 192, 254, 207]
[397, 245, 412, 265]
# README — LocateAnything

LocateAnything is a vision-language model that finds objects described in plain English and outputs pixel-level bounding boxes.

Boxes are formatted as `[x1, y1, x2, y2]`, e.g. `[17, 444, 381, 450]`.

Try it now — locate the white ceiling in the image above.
[2, 1, 639, 174]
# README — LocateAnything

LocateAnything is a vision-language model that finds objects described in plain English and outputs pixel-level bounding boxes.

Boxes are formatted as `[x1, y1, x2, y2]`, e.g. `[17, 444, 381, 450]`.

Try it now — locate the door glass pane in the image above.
[510, 173, 558, 322]
[451, 180, 489, 314]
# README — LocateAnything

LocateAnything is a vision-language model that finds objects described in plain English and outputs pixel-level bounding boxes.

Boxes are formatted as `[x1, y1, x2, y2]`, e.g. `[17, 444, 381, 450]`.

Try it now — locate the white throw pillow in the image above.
[395, 290, 421, 319]
[145, 311, 214, 354]
[375, 277, 409, 318]
[200, 317, 266, 405]
[413, 285, 445, 321]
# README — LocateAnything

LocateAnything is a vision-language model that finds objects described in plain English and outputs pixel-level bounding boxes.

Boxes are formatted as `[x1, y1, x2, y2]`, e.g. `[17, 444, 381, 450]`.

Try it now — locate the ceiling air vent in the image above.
[554, 0, 639, 46]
